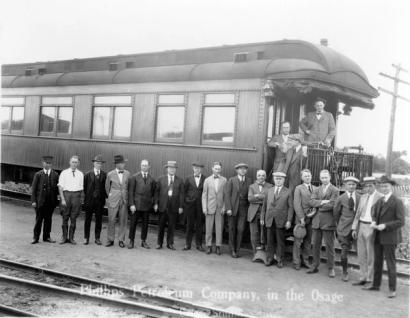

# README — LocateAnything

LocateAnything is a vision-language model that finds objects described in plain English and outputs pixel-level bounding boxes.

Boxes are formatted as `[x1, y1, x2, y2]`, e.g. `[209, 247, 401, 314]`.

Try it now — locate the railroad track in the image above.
[0, 304, 38, 317]
[0, 258, 252, 318]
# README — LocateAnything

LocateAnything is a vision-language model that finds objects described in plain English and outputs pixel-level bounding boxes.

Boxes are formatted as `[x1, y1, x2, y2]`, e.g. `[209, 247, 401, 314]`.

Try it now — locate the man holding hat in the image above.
[364, 175, 405, 298]
[225, 163, 252, 258]
[261, 171, 293, 268]
[154, 161, 184, 250]
[333, 175, 361, 281]
[351, 176, 383, 286]
[105, 155, 130, 248]
[30, 156, 59, 244]
[83, 155, 107, 246]
[183, 162, 206, 251]
[283, 134, 308, 192]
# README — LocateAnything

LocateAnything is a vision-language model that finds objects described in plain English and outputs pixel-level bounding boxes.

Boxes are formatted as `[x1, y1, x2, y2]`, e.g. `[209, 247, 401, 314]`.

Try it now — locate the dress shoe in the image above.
[301, 262, 310, 269]
[265, 258, 274, 266]
[95, 239, 102, 245]
[69, 239, 77, 245]
[59, 239, 68, 245]
[307, 267, 319, 274]
[183, 246, 191, 251]
[388, 291, 396, 298]
[342, 272, 349, 282]
[363, 285, 380, 291]
[43, 238, 56, 243]
[83, 239, 89, 245]
[294, 264, 301, 270]
[196, 245, 205, 252]
[156, 245, 162, 249]
[167, 244, 175, 250]
[231, 251, 238, 258]
[206, 247, 212, 254]
[277, 261, 284, 268]
[328, 269, 335, 278]
[216, 247, 221, 255]
[128, 240, 134, 249]
[141, 241, 150, 249]
[105, 241, 114, 247]
[119, 241, 125, 248]
[352, 280, 367, 286]
[31, 239, 39, 244]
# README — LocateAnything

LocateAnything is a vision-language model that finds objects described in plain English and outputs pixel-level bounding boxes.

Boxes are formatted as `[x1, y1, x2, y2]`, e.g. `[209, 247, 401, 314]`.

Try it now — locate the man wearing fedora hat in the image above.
[333, 176, 361, 282]
[154, 161, 184, 250]
[30, 156, 59, 244]
[83, 155, 107, 246]
[105, 155, 130, 248]
[351, 176, 383, 286]
[225, 163, 252, 258]
[364, 175, 405, 298]
[183, 162, 206, 251]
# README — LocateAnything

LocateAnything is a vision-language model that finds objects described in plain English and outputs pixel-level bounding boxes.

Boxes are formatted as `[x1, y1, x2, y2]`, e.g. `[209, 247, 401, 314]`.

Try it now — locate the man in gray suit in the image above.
[334, 176, 361, 282]
[351, 176, 383, 286]
[261, 171, 293, 268]
[308, 169, 339, 277]
[105, 155, 130, 248]
[202, 162, 226, 255]
[299, 98, 336, 147]
[248, 170, 272, 256]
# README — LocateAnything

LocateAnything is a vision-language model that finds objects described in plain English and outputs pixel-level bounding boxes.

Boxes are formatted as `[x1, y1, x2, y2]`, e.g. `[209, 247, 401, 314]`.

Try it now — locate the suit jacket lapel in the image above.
[380, 195, 394, 217]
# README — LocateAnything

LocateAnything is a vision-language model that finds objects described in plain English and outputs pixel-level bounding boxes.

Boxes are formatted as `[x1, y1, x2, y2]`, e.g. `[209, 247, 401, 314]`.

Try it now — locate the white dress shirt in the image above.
[322, 183, 330, 194]
[168, 174, 174, 196]
[116, 168, 124, 184]
[194, 174, 201, 187]
[274, 186, 282, 195]
[348, 191, 356, 205]
[94, 168, 101, 176]
[360, 192, 376, 222]
[43, 169, 50, 176]
[316, 113, 322, 120]
[282, 134, 288, 143]
[384, 192, 393, 202]
[58, 168, 84, 191]
[213, 175, 220, 192]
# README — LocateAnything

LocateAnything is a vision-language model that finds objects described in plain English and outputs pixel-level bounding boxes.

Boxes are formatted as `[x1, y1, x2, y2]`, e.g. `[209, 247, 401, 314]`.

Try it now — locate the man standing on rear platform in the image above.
[202, 162, 226, 255]
[283, 135, 308, 192]
[83, 155, 107, 246]
[105, 155, 130, 248]
[58, 155, 84, 245]
[351, 176, 383, 287]
[183, 162, 206, 251]
[154, 161, 184, 250]
[261, 171, 293, 268]
[364, 175, 405, 298]
[333, 176, 361, 282]
[128, 159, 156, 249]
[308, 169, 339, 277]
[225, 163, 253, 258]
[31, 156, 59, 244]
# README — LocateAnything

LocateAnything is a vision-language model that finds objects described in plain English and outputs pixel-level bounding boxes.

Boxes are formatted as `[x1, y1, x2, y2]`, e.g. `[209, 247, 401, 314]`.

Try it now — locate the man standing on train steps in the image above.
[183, 162, 206, 251]
[105, 155, 130, 248]
[83, 155, 107, 246]
[128, 159, 156, 249]
[154, 161, 184, 250]
[31, 156, 59, 244]
[225, 163, 253, 258]
[58, 156, 84, 245]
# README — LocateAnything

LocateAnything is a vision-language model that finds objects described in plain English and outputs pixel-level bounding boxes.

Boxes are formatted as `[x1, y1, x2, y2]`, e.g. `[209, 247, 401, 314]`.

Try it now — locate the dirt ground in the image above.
[0, 199, 409, 318]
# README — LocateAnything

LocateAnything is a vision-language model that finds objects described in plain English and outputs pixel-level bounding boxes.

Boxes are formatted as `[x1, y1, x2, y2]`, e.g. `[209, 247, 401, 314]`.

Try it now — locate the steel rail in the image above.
[0, 304, 38, 317]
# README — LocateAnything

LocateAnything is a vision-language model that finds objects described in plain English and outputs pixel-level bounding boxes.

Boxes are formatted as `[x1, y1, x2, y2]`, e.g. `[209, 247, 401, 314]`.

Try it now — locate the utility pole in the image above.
[379, 64, 410, 177]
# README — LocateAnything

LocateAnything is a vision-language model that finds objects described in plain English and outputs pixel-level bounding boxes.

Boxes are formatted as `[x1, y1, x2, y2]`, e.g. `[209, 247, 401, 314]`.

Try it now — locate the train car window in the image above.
[158, 94, 185, 105]
[156, 106, 185, 142]
[10, 107, 24, 131]
[2, 97, 25, 134]
[57, 107, 73, 134]
[202, 106, 235, 143]
[92, 107, 110, 138]
[1, 106, 11, 131]
[204, 93, 235, 105]
[113, 107, 132, 138]
[40, 106, 73, 136]
[40, 107, 56, 132]
[92, 105, 132, 140]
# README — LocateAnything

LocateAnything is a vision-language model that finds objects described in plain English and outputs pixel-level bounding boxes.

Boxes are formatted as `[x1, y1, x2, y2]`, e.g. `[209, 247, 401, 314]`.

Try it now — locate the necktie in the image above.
[72, 170, 75, 177]
[195, 175, 200, 178]
[348, 194, 355, 211]
[275, 187, 279, 196]
[96, 172, 100, 179]
[143, 173, 147, 183]
[118, 170, 124, 174]
[214, 175, 219, 179]
[308, 185, 312, 193]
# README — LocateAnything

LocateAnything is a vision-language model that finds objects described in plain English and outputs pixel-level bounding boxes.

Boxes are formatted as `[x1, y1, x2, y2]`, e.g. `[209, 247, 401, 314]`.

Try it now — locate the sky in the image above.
[1, 0, 409, 160]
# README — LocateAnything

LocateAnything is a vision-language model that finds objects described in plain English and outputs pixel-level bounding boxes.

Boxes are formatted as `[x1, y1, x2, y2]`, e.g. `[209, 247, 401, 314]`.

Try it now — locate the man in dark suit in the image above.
[364, 175, 405, 298]
[299, 97, 336, 147]
[261, 171, 293, 268]
[183, 162, 206, 251]
[154, 161, 184, 250]
[334, 176, 361, 282]
[83, 155, 107, 246]
[308, 169, 339, 277]
[128, 159, 156, 249]
[30, 156, 59, 244]
[283, 135, 308, 193]
[225, 163, 253, 258]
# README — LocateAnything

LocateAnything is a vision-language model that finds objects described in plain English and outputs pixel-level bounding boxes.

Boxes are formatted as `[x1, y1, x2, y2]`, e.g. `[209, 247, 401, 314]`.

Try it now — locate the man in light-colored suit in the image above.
[351, 176, 383, 286]
[334, 176, 361, 282]
[292, 169, 316, 270]
[202, 162, 226, 255]
[248, 170, 272, 255]
[299, 98, 336, 147]
[105, 155, 130, 248]
[261, 171, 293, 268]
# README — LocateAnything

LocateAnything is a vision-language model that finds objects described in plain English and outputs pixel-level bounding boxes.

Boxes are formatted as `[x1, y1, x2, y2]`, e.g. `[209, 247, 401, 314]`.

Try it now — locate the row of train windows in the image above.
[1, 94, 237, 144]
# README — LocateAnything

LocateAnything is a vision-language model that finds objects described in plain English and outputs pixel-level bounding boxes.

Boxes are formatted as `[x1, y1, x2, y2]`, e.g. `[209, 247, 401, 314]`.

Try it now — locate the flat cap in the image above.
[164, 160, 178, 168]
[41, 155, 53, 162]
[293, 224, 307, 239]
[192, 162, 204, 168]
[273, 171, 287, 178]
[235, 163, 249, 169]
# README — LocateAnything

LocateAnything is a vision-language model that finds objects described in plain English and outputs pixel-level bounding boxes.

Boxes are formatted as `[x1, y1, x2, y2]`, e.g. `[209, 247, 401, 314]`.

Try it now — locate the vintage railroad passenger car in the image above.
[1, 39, 378, 187]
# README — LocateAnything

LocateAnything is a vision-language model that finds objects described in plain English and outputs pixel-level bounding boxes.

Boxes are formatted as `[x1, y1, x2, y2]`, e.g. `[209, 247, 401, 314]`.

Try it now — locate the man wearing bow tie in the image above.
[31, 156, 59, 244]
[58, 156, 84, 245]
[183, 162, 206, 251]
[299, 98, 336, 147]
[105, 155, 130, 248]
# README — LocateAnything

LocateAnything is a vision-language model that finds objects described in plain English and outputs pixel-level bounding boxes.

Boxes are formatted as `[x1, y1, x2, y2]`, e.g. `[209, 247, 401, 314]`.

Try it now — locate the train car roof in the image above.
[2, 39, 378, 108]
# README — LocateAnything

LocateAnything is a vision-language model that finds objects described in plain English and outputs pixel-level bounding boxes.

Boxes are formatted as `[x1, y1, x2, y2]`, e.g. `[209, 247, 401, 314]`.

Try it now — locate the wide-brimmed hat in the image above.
[41, 155, 53, 163]
[164, 161, 178, 168]
[378, 175, 397, 186]
[92, 154, 105, 163]
[235, 163, 249, 169]
[293, 224, 307, 239]
[363, 176, 377, 184]
[114, 155, 127, 164]
[344, 176, 360, 183]
[192, 162, 204, 168]
[273, 171, 286, 178]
